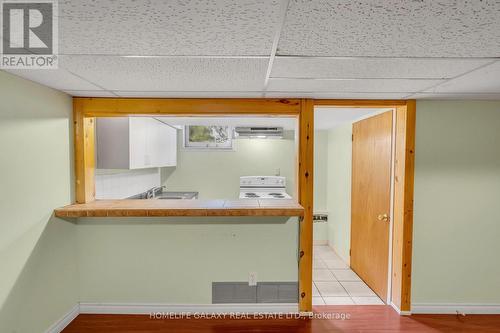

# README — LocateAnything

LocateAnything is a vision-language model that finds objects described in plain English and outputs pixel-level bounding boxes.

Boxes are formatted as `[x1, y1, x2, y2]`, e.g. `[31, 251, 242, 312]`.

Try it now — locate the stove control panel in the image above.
[240, 176, 286, 187]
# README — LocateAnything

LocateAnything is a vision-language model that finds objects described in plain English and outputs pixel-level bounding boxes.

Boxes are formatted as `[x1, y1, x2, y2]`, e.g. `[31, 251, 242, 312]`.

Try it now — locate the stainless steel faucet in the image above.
[147, 186, 166, 199]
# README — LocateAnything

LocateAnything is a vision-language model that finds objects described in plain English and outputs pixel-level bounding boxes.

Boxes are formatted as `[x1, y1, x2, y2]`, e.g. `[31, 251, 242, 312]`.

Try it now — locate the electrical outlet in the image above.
[248, 272, 257, 286]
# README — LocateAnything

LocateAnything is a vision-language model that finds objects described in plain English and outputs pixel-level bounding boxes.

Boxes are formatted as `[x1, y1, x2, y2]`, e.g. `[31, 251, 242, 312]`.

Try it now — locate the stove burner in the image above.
[269, 193, 283, 196]
[245, 193, 259, 198]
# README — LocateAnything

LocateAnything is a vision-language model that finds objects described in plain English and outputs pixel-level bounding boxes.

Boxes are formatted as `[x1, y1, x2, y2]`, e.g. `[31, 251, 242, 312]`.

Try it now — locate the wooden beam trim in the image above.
[75, 98, 301, 117]
[298, 99, 314, 312]
[391, 101, 416, 312]
[400, 100, 416, 311]
[74, 100, 96, 203]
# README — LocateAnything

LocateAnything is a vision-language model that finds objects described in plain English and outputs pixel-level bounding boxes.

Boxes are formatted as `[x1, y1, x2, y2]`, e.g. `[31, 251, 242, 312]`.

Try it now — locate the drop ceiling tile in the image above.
[278, 0, 500, 57]
[114, 91, 263, 98]
[59, 0, 281, 56]
[411, 93, 500, 100]
[64, 90, 116, 97]
[271, 57, 493, 79]
[4, 68, 100, 91]
[60, 56, 269, 91]
[265, 92, 409, 99]
[425, 61, 500, 94]
[267, 78, 442, 93]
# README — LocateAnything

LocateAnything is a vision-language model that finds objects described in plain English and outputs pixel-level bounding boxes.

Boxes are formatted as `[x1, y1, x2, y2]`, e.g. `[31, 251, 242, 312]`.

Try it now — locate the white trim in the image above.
[45, 304, 79, 333]
[391, 302, 411, 316]
[412, 303, 500, 314]
[79, 303, 299, 315]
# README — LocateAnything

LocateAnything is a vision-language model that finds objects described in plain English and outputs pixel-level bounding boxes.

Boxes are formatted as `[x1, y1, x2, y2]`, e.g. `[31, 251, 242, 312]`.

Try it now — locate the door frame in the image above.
[72, 97, 415, 314]
[309, 100, 415, 314]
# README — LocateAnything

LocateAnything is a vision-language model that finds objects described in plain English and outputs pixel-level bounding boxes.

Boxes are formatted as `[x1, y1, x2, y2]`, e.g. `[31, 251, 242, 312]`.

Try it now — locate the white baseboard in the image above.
[45, 304, 80, 333]
[390, 302, 411, 316]
[412, 303, 500, 314]
[79, 303, 299, 315]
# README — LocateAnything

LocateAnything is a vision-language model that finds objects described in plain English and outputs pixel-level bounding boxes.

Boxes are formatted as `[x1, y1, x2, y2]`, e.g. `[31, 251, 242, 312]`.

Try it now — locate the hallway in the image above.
[313, 245, 383, 305]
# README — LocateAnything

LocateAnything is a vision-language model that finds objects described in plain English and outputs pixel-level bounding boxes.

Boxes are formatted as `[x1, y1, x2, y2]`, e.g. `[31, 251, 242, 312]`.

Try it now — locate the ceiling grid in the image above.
[2, 0, 499, 99]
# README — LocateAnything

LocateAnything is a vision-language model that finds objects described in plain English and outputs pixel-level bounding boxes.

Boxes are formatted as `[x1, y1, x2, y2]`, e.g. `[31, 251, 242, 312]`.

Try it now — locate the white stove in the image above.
[239, 176, 292, 199]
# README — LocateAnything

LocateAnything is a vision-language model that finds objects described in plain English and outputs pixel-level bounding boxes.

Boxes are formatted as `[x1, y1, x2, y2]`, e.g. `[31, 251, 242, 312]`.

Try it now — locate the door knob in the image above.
[377, 213, 389, 222]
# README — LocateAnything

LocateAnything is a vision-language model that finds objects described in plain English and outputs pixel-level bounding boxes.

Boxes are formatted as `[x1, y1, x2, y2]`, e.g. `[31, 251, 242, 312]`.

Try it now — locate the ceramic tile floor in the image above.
[312, 245, 384, 306]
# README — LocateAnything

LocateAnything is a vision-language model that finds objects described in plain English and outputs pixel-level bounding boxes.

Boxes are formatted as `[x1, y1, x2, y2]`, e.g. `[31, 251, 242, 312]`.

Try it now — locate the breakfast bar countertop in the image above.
[54, 199, 304, 218]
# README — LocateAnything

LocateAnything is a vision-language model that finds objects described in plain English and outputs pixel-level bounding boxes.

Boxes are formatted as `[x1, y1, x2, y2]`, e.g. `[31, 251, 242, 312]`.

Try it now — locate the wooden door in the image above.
[351, 111, 393, 302]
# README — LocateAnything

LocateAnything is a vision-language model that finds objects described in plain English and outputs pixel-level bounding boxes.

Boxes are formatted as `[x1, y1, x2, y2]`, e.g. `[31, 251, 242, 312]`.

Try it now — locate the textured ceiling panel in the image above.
[114, 91, 264, 98]
[411, 92, 500, 100]
[4, 68, 101, 91]
[278, 0, 500, 57]
[265, 92, 410, 99]
[59, 0, 281, 55]
[64, 90, 116, 97]
[425, 61, 500, 93]
[271, 57, 493, 79]
[267, 78, 442, 93]
[60, 56, 269, 91]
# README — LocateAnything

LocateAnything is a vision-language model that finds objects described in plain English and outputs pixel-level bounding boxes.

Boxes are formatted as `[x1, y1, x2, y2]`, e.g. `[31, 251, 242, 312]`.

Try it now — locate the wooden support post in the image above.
[298, 99, 314, 312]
[391, 100, 416, 312]
[74, 99, 96, 203]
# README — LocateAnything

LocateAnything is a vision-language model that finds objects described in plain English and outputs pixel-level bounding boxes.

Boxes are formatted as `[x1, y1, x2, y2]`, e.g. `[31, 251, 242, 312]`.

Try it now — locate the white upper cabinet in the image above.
[97, 117, 177, 169]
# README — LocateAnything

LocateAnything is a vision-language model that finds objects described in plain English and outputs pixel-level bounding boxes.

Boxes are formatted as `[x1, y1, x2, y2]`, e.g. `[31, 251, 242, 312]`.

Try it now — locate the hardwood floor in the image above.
[63, 306, 500, 332]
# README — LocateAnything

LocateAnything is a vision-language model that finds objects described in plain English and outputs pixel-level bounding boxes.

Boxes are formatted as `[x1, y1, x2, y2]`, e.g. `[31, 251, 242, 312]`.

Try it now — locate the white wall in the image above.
[314, 131, 328, 211]
[325, 124, 352, 263]
[313, 130, 329, 243]
[412, 100, 500, 308]
[0, 71, 78, 332]
[95, 168, 161, 199]
[312, 125, 352, 261]
[313, 125, 352, 260]
[161, 131, 297, 199]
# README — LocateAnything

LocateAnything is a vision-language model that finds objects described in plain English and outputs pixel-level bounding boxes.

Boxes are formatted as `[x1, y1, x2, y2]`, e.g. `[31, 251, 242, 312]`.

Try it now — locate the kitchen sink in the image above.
[128, 189, 199, 200]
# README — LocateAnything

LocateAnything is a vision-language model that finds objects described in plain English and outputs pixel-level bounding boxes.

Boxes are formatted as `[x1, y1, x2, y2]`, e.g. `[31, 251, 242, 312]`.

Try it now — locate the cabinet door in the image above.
[166, 124, 177, 166]
[129, 117, 153, 169]
[154, 120, 177, 167]
[96, 117, 130, 169]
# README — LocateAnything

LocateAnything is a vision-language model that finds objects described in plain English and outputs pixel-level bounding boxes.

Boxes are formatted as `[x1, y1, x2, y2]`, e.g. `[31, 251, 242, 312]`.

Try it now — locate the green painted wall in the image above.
[412, 100, 500, 305]
[314, 130, 328, 212]
[161, 131, 297, 199]
[76, 217, 298, 303]
[313, 130, 328, 243]
[325, 124, 352, 263]
[0, 71, 78, 332]
[312, 127, 352, 257]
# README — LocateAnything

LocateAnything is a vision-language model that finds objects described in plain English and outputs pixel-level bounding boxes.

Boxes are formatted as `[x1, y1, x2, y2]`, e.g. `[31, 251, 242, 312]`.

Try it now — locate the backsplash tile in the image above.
[95, 168, 161, 199]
